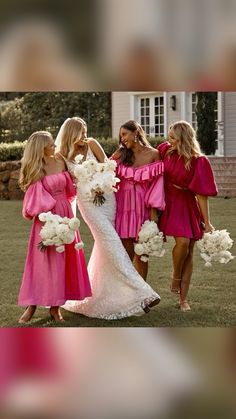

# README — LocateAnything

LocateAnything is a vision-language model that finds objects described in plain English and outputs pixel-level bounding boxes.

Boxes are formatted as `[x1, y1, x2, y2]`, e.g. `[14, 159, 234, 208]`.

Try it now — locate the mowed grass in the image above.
[0, 198, 235, 327]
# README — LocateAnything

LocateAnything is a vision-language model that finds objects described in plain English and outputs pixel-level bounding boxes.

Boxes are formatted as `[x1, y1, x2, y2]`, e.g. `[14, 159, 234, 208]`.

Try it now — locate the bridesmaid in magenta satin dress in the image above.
[157, 121, 218, 312]
[112, 120, 165, 285]
[18, 131, 91, 323]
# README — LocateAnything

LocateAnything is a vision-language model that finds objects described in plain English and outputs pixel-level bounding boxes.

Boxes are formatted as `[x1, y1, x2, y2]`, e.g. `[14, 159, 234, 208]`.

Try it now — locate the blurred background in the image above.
[0, 328, 236, 419]
[0, 1, 235, 419]
[0, 0, 236, 90]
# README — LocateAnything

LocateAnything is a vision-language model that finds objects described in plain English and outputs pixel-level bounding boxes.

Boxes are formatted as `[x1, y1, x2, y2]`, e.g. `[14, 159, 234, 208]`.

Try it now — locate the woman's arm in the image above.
[196, 195, 215, 233]
[87, 138, 106, 162]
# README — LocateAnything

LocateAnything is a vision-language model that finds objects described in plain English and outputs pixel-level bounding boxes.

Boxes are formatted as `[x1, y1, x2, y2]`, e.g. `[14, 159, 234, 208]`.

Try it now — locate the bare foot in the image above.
[18, 305, 37, 323]
[49, 307, 65, 323]
[180, 301, 191, 312]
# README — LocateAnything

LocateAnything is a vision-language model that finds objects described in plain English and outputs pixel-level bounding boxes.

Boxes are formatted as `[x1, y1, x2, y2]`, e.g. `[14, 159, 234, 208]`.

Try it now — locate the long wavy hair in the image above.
[58, 117, 87, 161]
[19, 131, 53, 191]
[167, 120, 202, 169]
[117, 120, 151, 166]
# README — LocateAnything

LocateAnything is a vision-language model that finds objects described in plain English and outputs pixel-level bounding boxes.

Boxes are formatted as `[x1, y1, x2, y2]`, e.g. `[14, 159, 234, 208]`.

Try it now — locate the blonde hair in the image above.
[19, 131, 53, 191]
[58, 117, 87, 161]
[167, 120, 202, 169]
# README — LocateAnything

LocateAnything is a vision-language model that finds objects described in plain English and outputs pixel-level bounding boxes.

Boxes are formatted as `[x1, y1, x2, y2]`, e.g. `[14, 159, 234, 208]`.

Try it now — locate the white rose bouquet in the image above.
[38, 211, 84, 253]
[134, 220, 165, 262]
[73, 155, 120, 206]
[197, 229, 234, 267]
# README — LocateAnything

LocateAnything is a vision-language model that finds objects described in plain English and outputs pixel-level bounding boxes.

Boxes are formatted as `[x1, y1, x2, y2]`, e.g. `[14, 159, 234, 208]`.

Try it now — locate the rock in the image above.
[0, 170, 10, 182]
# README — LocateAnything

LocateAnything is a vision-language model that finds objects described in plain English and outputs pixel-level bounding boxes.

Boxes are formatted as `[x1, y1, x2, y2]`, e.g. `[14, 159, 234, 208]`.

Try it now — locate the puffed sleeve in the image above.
[145, 175, 165, 211]
[157, 141, 171, 159]
[64, 171, 76, 202]
[188, 156, 218, 196]
[22, 181, 56, 220]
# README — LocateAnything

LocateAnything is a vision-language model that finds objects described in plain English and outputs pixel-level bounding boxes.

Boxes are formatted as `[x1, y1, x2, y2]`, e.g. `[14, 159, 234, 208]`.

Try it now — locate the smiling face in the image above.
[119, 127, 137, 149]
[44, 137, 55, 157]
[168, 129, 179, 149]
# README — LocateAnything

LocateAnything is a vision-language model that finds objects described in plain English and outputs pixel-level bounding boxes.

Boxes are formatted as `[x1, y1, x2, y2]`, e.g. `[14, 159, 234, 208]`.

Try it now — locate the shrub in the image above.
[96, 136, 165, 157]
[0, 141, 26, 161]
[0, 136, 165, 161]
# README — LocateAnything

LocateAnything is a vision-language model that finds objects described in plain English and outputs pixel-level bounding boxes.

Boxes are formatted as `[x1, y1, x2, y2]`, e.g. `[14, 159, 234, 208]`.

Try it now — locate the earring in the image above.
[134, 135, 137, 143]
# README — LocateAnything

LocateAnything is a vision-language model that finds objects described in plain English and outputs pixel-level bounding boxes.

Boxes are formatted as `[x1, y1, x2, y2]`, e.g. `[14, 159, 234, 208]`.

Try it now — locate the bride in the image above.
[55, 117, 161, 319]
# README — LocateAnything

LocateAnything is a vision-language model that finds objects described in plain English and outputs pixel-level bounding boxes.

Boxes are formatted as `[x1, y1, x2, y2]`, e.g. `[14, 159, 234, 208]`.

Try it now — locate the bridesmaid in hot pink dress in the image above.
[18, 131, 91, 323]
[158, 121, 218, 312]
[113, 120, 165, 285]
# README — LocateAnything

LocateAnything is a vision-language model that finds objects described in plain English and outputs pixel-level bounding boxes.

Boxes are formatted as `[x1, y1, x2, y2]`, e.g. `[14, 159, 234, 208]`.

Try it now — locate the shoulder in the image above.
[157, 141, 171, 159]
[149, 147, 161, 161]
[87, 138, 100, 148]
[54, 153, 66, 170]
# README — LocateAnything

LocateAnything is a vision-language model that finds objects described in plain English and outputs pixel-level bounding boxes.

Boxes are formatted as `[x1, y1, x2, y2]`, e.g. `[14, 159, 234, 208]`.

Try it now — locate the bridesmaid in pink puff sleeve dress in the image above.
[113, 120, 165, 286]
[157, 121, 218, 312]
[18, 131, 91, 324]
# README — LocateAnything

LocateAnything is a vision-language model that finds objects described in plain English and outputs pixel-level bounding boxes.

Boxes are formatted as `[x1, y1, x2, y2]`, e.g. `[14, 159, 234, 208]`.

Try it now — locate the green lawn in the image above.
[0, 198, 235, 327]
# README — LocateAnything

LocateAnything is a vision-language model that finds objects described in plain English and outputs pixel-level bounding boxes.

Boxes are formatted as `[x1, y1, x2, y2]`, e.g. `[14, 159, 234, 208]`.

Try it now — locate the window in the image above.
[154, 96, 164, 136]
[139, 95, 165, 137]
[140, 98, 150, 135]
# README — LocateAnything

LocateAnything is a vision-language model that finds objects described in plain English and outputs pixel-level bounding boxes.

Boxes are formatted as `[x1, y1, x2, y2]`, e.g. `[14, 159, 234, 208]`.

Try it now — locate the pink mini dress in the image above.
[18, 171, 92, 307]
[115, 160, 165, 240]
[158, 142, 218, 240]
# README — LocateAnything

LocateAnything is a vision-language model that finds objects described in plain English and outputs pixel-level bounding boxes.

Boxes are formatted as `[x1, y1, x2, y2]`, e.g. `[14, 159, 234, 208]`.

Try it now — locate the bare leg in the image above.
[121, 238, 135, 261]
[49, 306, 65, 322]
[133, 254, 148, 281]
[18, 305, 37, 323]
[171, 237, 190, 294]
[179, 240, 195, 311]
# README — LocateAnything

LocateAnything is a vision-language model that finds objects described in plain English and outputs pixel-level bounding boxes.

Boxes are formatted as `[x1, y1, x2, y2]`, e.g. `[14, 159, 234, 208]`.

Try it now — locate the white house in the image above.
[112, 92, 236, 157]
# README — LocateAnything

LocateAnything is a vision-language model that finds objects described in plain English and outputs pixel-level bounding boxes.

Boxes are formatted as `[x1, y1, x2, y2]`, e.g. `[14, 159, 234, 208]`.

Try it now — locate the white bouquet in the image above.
[134, 220, 165, 262]
[38, 211, 84, 253]
[73, 155, 120, 206]
[197, 229, 234, 267]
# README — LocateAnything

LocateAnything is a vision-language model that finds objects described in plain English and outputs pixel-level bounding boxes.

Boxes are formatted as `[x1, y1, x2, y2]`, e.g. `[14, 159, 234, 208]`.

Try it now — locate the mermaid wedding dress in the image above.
[63, 146, 161, 319]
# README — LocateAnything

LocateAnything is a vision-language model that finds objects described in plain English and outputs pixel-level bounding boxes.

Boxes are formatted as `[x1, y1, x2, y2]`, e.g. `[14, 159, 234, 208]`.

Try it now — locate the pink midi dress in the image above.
[115, 160, 165, 240]
[157, 142, 218, 240]
[18, 171, 92, 307]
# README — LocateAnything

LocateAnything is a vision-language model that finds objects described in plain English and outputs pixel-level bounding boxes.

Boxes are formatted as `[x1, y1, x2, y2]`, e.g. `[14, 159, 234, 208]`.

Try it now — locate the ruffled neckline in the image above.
[117, 160, 164, 182]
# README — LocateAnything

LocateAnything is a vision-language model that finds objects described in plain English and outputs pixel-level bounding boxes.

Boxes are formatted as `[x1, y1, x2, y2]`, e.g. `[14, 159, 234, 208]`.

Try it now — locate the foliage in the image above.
[0, 137, 165, 161]
[196, 93, 217, 155]
[0, 93, 112, 142]
[0, 141, 26, 161]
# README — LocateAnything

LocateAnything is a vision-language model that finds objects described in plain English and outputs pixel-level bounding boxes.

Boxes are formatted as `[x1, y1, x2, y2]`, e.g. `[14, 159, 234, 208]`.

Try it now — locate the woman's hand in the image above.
[204, 221, 215, 233]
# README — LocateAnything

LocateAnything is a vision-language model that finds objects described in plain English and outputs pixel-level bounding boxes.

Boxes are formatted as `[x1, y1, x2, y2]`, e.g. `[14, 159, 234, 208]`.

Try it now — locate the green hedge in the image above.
[0, 137, 165, 161]
[0, 141, 26, 161]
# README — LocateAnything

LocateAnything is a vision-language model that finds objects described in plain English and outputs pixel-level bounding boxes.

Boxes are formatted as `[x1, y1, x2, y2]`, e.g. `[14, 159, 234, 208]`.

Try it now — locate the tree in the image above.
[196, 92, 217, 155]
[0, 92, 111, 142]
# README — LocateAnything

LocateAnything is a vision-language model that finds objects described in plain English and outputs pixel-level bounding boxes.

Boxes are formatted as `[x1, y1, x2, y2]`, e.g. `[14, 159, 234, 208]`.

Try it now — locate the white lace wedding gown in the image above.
[63, 146, 161, 319]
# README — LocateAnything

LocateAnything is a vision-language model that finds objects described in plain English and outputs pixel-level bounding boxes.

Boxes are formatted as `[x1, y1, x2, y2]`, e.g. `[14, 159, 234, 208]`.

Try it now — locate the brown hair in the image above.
[117, 120, 150, 166]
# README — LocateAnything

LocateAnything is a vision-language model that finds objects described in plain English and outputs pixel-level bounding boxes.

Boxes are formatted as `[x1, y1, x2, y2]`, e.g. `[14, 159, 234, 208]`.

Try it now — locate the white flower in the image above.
[38, 212, 83, 252]
[75, 242, 84, 250]
[134, 220, 165, 259]
[56, 245, 65, 253]
[75, 154, 84, 164]
[197, 229, 234, 266]
[140, 255, 149, 262]
[69, 218, 80, 230]
[73, 158, 119, 205]
[134, 243, 145, 256]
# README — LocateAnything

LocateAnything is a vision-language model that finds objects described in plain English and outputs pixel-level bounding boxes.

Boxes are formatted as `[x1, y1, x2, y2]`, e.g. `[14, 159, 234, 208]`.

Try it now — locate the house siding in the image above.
[112, 92, 131, 139]
[166, 92, 182, 127]
[224, 92, 236, 156]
